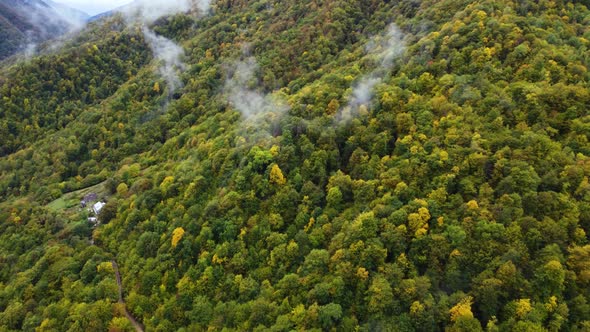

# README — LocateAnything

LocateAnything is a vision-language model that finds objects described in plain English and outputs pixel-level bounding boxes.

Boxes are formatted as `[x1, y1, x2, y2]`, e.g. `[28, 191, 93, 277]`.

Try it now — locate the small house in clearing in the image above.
[93, 201, 105, 216]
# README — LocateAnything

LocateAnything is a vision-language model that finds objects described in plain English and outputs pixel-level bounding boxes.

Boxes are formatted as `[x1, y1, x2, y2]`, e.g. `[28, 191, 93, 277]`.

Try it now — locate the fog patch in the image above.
[336, 24, 405, 123]
[9, 1, 88, 59]
[115, 0, 209, 97]
[142, 27, 186, 96]
[224, 57, 289, 138]
[46, 1, 89, 29]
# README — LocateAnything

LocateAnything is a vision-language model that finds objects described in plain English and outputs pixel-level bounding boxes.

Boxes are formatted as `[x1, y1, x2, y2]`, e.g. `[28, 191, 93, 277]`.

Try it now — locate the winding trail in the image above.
[111, 260, 144, 332]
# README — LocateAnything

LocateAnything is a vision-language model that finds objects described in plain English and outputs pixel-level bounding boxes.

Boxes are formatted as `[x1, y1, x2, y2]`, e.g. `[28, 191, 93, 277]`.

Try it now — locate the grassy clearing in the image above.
[46, 181, 111, 214]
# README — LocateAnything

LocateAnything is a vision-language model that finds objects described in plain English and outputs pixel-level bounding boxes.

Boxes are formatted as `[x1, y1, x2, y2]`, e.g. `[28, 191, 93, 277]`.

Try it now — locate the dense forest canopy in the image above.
[1, 0, 590, 331]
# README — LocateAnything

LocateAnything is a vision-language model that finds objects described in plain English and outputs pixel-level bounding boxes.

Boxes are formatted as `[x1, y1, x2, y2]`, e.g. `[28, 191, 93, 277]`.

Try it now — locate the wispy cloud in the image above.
[365, 24, 405, 69]
[117, 0, 212, 96]
[12, 1, 87, 58]
[224, 57, 289, 136]
[142, 27, 186, 95]
[337, 24, 405, 123]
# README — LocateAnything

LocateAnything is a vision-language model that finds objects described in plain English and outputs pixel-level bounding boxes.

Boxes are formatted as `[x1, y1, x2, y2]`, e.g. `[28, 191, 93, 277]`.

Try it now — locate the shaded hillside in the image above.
[0, 0, 589, 331]
[0, 0, 87, 59]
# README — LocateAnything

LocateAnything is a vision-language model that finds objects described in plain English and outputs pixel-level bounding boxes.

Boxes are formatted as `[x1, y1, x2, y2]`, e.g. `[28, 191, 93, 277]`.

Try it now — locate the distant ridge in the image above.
[46, 0, 89, 24]
[0, 0, 88, 59]
[87, 10, 114, 22]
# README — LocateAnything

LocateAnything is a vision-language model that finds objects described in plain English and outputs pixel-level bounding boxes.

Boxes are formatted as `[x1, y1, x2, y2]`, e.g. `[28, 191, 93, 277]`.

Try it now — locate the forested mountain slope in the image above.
[1, 0, 590, 330]
[0, 0, 87, 60]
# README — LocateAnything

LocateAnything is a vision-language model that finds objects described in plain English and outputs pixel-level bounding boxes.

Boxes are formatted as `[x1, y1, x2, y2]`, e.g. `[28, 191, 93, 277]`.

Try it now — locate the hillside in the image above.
[0, 0, 87, 60]
[1, 0, 590, 331]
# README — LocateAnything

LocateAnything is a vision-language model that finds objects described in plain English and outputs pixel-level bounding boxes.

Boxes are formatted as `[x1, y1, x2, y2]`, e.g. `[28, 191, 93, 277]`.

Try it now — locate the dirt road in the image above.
[111, 260, 144, 332]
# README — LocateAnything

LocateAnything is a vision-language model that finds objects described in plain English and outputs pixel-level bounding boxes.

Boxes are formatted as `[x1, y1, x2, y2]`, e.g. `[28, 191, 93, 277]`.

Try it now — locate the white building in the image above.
[92, 201, 105, 215]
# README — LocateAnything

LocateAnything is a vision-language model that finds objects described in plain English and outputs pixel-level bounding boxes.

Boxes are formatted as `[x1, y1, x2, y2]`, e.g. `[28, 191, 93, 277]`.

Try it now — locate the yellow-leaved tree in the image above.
[171, 227, 185, 248]
[269, 164, 286, 185]
[160, 176, 175, 192]
[116, 183, 128, 196]
[449, 296, 474, 322]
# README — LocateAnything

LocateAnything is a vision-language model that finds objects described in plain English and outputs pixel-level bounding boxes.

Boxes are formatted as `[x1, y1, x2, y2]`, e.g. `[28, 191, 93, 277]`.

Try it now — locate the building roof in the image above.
[82, 192, 98, 204]
[93, 201, 105, 215]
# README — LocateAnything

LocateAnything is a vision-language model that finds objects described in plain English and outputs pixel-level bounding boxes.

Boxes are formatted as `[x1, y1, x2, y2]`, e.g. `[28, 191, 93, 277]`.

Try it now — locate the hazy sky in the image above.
[57, 0, 133, 15]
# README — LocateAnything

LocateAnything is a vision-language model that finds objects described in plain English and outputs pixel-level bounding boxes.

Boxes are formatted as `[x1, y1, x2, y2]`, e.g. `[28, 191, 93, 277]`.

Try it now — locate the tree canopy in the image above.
[0, 0, 590, 330]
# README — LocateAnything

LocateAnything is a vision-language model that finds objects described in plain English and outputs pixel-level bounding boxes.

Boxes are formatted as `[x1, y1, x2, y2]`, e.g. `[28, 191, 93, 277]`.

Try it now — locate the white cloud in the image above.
[114, 0, 211, 106]
[337, 24, 405, 123]
[224, 57, 289, 133]
[142, 27, 186, 95]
